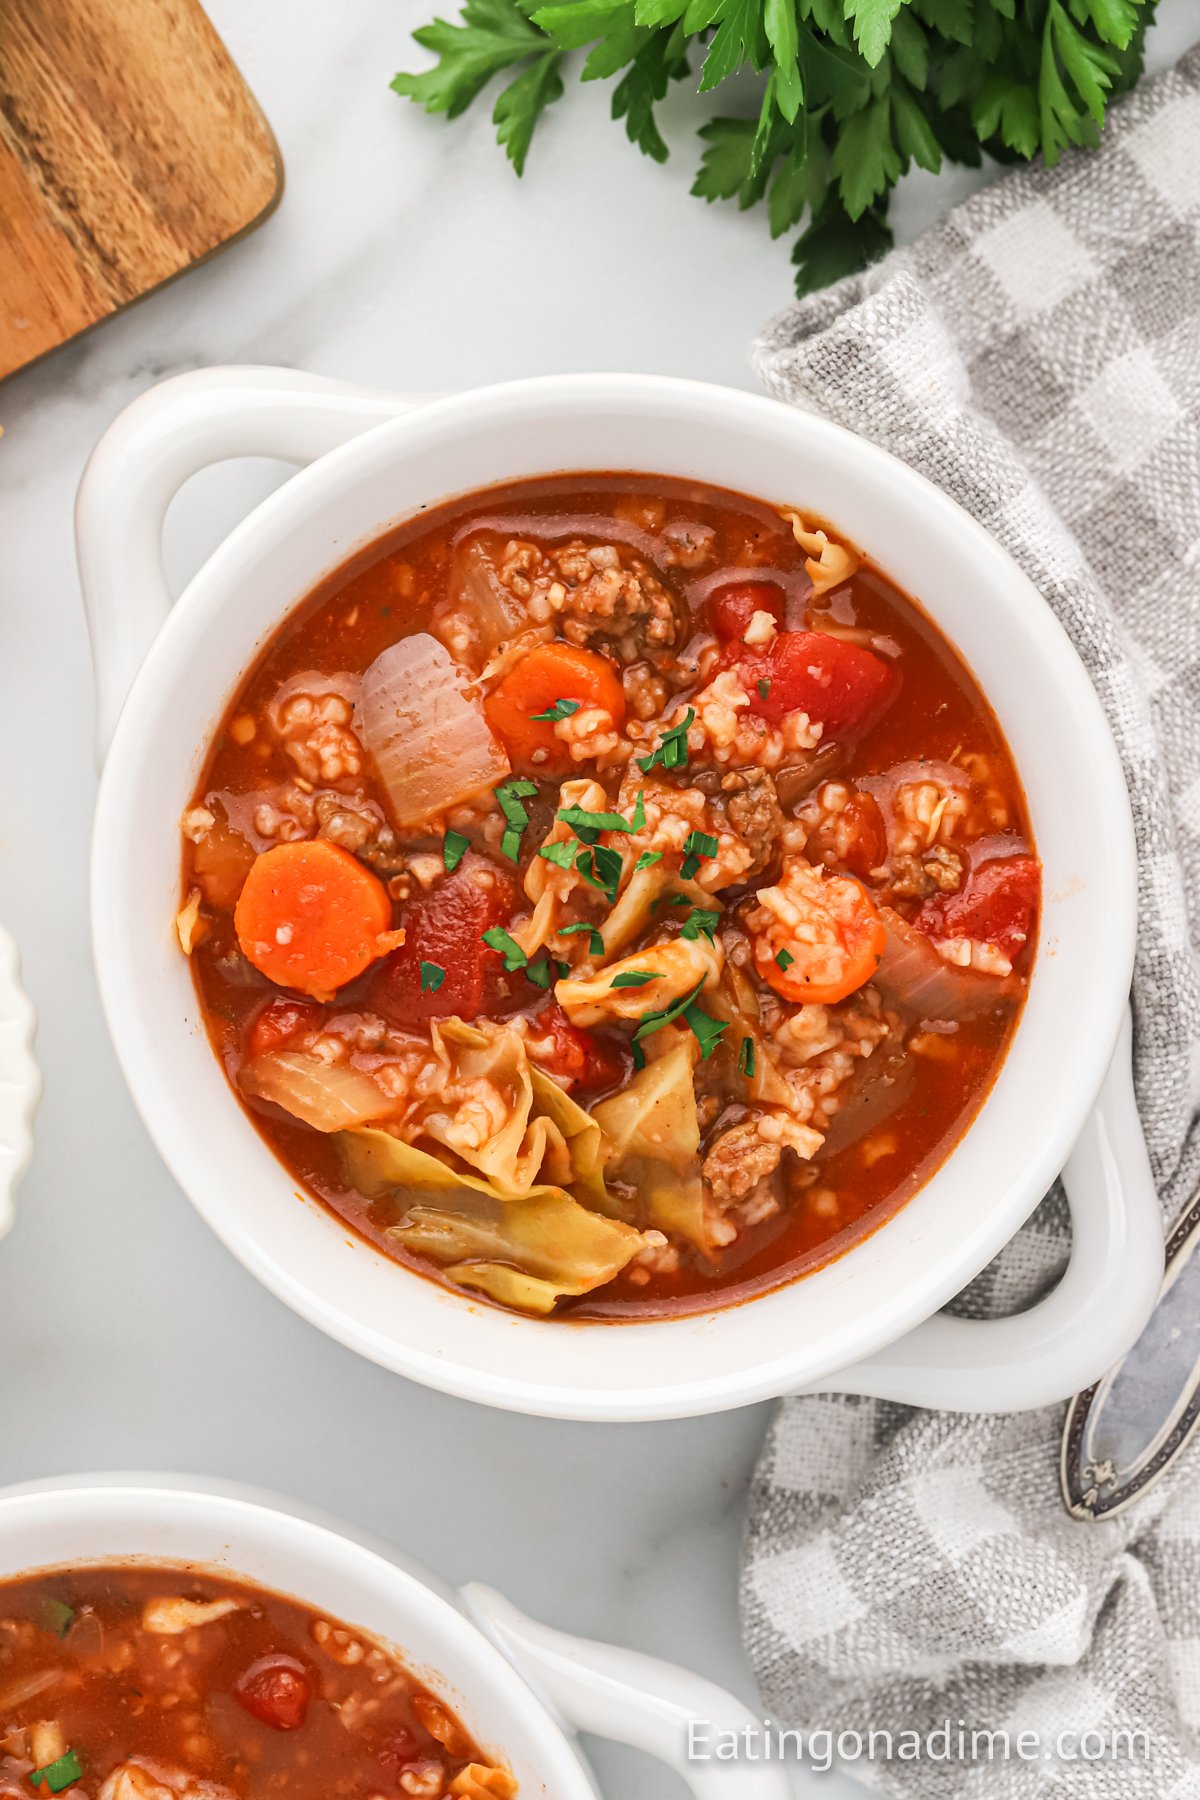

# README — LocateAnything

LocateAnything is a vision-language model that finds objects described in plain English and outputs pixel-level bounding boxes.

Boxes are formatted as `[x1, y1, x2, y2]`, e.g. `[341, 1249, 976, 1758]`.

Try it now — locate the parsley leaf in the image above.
[539, 838, 579, 869]
[844, 0, 904, 68]
[683, 1002, 729, 1060]
[420, 961, 447, 993]
[832, 92, 902, 219]
[495, 777, 538, 823]
[775, 947, 795, 970]
[610, 969, 663, 988]
[680, 828, 719, 880]
[495, 776, 538, 862]
[738, 1034, 756, 1077]
[558, 921, 605, 955]
[494, 48, 566, 172]
[30, 1754, 83, 1795]
[679, 906, 721, 941]
[557, 802, 640, 839]
[637, 708, 695, 774]
[633, 976, 707, 1042]
[791, 197, 892, 296]
[482, 926, 528, 971]
[530, 696, 582, 721]
[395, 0, 1151, 300]
[634, 849, 664, 872]
[443, 829, 470, 873]
[393, 0, 549, 118]
[576, 842, 624, 903]
[525, 951, 570, 988]
[612, 23, 691, 161]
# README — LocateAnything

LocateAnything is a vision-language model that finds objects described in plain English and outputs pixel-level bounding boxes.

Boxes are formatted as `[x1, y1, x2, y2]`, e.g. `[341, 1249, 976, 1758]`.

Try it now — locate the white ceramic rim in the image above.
[88, 373, 1138, 1419]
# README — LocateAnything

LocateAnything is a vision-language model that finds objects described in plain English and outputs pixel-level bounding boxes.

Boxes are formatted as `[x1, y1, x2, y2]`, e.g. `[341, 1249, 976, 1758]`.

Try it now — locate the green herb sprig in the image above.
[393, 0, 1154, 297]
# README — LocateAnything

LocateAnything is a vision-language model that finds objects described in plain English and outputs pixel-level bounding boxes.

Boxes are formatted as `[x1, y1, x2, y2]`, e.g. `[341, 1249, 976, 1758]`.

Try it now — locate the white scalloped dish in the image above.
[0, 923, 40, 1239]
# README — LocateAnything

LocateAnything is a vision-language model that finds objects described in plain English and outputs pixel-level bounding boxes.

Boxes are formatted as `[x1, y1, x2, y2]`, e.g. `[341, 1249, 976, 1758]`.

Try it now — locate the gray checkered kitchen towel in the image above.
[743, 45, 1200, 1800]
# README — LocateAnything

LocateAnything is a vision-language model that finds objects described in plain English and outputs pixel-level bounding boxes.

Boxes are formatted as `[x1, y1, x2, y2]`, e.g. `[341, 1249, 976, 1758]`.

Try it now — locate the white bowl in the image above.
[0, 1475, 785, 1799]
[80, 366, 1164, 1421]
[0, 921, 40, 1242]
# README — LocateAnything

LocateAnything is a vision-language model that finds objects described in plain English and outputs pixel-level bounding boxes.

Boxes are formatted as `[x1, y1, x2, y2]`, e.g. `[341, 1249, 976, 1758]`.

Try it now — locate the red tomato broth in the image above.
[0, 1565, 512, 1798]
[181, 474, 1038, 1322]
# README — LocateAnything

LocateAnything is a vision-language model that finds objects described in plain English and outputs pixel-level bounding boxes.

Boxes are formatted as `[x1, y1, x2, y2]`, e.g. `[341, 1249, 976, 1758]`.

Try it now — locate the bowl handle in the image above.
[76, 365, 430, 767]
[809, 1005, 1163, 1412]
[461, 1583, 792, 1797]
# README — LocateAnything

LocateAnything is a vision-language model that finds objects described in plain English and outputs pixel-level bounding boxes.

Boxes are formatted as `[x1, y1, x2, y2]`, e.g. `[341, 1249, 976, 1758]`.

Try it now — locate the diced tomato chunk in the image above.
[529, 1002, 627, 1093]
[234, 1654, 312, 1731]
[707, 582, 786, 642]
[365, 855, 520, 1025]
[914, 854, 1040, 963]
[740, 630, 900, 737]
[246, 998, 322, 1060]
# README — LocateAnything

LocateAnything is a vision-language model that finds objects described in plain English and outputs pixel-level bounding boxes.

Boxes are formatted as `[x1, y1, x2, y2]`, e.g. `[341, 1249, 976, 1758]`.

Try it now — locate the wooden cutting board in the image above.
[0, 0, 282, 381]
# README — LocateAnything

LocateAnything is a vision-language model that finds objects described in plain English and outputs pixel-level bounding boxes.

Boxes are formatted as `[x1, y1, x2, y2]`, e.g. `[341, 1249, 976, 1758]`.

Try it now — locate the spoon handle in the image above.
[1061, 1179, 1200, 1519]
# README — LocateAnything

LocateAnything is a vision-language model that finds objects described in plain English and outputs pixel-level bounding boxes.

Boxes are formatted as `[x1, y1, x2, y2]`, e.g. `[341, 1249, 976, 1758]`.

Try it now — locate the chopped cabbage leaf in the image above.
[527, 1065, 614, 1211]
[423, 1019, 557, 1194]
[339, 1123, 564, 1204]
[591, 1038, 699, 1173]
[391, 1187, 648, 1313]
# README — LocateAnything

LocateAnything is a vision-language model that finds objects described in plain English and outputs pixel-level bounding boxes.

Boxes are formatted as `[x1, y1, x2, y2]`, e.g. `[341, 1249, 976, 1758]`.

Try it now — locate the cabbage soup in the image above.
[178, 474, 1040, 1319]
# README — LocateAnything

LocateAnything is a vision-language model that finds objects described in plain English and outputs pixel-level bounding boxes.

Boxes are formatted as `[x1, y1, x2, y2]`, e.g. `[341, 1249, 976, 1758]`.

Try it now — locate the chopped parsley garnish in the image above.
[538, 839, 577, 870]
[37, 1597, 73, 1639]
[634, 849, 663, 872]
[481, 926, 528, 972]
[610, 970, 662, 990]
[680, 829, 719, 881]
[757, 678, 771, 700]
[776, 948, 795, 971]
[495, 777, 538, 862]
[557, 922, 605, 956]
[419, 961, 446, 993]
[738, 1035, 756, 1078]
[530, 697, 582, 722]
[650, 891, 692, 913]
[679, 907, 720, 943]
[30, 1753, 83, 1794]
[495, 776, 538, 821]
[633, 977, 707, 1043]
[575, 842, 623, 904]
[637, 709, 695, 774]
[631, 1040, 646, 1071]
[443, 829, 470, 873]
[683, 1003, 729, 1061]
[525, 952, 569, 989]
[557, 793, 645, 843]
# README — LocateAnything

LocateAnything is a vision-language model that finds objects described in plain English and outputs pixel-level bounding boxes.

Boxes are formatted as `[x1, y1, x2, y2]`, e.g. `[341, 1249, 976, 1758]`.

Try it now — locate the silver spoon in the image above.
[1062, 1180, 1200, 1519]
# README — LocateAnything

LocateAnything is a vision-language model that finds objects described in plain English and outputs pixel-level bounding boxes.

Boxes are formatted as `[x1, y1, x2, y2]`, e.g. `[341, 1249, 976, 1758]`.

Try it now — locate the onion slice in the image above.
[240, 1052, 394, 1132]
[357, 634, 510, 828]
[875, 907, 1018, 1021]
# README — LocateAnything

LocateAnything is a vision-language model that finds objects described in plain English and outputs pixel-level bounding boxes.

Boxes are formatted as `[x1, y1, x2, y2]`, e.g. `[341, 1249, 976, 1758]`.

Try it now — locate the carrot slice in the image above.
[484, 643, 626, 772]
[752, 858, 886, 1006]
[234, 840, 404, 1001]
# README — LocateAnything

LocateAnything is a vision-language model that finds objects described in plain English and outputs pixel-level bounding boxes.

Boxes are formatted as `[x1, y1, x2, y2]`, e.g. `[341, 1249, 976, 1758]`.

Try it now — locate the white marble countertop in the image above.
[0, 3, 1195, 1795]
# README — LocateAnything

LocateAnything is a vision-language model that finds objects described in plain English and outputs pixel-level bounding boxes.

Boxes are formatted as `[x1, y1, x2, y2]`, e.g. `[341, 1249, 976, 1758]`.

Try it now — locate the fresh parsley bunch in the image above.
[393, 0, 1157, 294]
